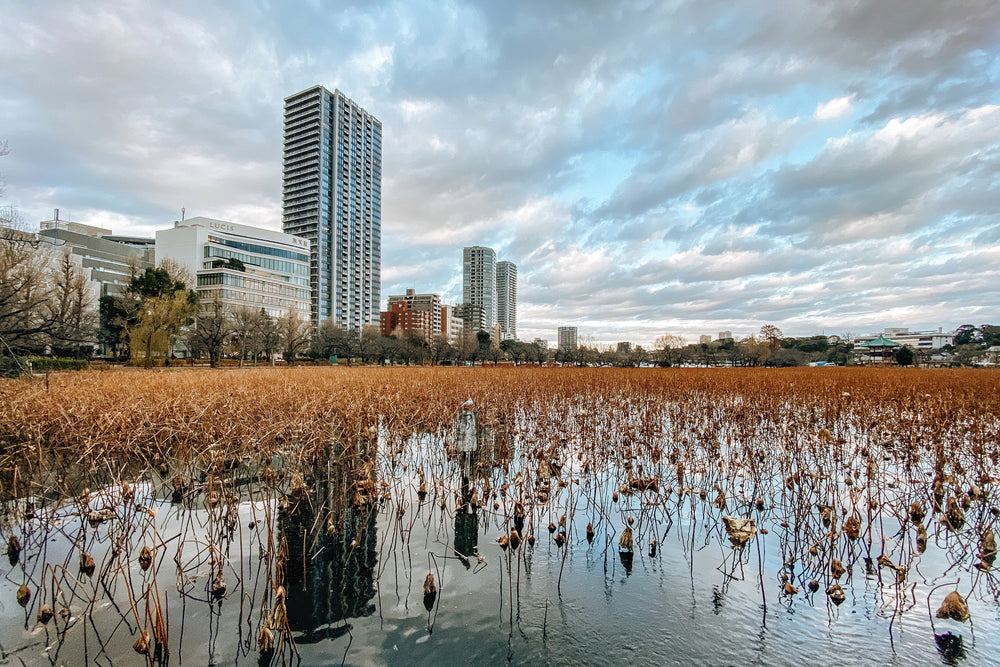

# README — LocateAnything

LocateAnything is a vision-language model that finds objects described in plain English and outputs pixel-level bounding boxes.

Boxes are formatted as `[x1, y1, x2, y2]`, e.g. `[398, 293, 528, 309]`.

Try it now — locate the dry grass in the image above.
[1, 366, 998, 663]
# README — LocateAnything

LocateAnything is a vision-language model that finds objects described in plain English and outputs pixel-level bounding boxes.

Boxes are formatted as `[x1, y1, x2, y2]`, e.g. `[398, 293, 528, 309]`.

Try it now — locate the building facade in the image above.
[282, 85, 382, 329]
[38, 215, 154, 299]
[386, 289, 442, 335]
[380, 301, 435, 339]
[853, 327, 953, 351]
[557, 326, 578, 352]
[441, 305, 463, 341]
[496, 260, 517, 341]
[462, 246, 496, 332]
[155, 217, 310, 319]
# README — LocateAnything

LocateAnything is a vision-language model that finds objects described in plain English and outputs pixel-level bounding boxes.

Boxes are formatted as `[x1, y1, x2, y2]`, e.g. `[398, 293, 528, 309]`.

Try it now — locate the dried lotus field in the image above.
[1, 366, 998, 665]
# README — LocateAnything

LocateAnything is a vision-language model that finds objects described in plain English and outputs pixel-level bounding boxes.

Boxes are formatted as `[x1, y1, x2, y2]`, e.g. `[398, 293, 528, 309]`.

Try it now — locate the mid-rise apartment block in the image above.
[558, 326, 578, 352]
[387, 289, 442, 334]
[282, 85, 382, 328]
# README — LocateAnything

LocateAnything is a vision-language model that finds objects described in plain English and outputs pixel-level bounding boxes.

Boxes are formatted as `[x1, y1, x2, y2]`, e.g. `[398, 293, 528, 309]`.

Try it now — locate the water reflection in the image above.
[280, 439, 379, 643]
[454, 506, 479, 569]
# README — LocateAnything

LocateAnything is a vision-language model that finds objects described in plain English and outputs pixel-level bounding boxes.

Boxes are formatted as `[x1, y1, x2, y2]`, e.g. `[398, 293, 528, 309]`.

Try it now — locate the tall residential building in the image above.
[462, 246, 496, 332]
[496, 260, 517, 341]
[155, 217, 310, 320]
[557, 326, 578, 352]
[282, 85, 382, 329]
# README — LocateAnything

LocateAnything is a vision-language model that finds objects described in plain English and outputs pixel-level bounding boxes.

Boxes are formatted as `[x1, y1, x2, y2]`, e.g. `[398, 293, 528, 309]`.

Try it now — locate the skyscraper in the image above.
[282, 85, 382, 328]
[462, 246, 496, 332]
[496, 260, 517, 340]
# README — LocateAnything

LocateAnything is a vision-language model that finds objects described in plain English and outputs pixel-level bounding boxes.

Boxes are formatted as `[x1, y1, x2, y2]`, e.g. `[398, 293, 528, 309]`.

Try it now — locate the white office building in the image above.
[155, 217, 310, 319]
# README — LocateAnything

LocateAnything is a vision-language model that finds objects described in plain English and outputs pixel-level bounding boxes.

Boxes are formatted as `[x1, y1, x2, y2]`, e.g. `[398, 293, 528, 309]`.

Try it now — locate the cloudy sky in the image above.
[2, 1, 998, 346]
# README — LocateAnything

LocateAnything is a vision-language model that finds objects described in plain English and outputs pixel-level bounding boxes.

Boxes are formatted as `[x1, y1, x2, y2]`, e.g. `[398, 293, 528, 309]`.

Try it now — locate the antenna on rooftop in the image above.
[181, 207, 186, 221]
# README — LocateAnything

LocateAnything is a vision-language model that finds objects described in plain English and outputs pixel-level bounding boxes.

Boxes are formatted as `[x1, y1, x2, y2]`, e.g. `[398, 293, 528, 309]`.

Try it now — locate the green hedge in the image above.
[0, 357, 91, 375]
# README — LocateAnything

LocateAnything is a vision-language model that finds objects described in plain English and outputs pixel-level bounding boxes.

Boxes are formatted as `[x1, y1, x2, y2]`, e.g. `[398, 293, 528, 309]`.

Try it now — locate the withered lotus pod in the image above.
[38, 604, 54, 625]
[16, 584, 30, 608]
[139, 546, 153, 571]
[935, 591, 970, 623]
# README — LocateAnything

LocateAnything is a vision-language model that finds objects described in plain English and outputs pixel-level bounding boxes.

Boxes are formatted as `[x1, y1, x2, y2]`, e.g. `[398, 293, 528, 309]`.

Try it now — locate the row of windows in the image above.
[196, 272, 310, 300]
[198, 288, 308, 312]
[205, 246, 309, 278]
[206, 235, 310, 263]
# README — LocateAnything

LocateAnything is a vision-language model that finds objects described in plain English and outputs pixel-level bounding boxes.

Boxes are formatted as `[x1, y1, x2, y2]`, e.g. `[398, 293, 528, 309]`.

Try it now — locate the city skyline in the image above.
[2, 1, 998, 347]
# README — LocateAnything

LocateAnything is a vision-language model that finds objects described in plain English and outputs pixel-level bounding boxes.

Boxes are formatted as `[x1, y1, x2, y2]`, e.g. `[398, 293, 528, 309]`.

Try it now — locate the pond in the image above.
[1, 407, 997, 667]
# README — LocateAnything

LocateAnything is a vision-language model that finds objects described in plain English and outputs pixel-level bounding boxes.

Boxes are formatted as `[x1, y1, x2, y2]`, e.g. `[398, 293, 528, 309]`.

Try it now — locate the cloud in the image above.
[814, 95, 854, 120]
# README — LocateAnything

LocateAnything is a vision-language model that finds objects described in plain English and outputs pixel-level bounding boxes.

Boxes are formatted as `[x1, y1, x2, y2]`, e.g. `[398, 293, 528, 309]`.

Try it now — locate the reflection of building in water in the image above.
[280, 438, 379, 641]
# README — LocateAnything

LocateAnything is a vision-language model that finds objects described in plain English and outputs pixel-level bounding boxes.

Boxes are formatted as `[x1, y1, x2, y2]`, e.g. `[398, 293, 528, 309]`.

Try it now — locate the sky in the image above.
[1, 0, 998, 347]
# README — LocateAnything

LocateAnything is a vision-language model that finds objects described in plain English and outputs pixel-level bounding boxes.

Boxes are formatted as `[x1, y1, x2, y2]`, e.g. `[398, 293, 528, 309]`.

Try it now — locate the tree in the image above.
[429, 333, 453, 365]
[759, 324, 783, 350]
[126, 266, 198, 368]
[312, 320, 358, 364]
[231, 306, 264, 366]
[978, 324, 1000, 348]
[654, 334, 686, 367]
[188, 299, 232, 367]
[895, 345, 914, 367]
[255, 310, 282, 365]
[360, 325, 383, 364]
[953, 324, 978, 346]
[402, 328, 428, 365]
[278, 310, 311, 365]
[0, 225, 95, 355]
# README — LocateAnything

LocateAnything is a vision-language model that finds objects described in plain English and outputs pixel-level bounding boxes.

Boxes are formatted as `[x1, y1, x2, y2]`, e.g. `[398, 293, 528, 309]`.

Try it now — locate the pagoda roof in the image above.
[863, 335, 901, 347]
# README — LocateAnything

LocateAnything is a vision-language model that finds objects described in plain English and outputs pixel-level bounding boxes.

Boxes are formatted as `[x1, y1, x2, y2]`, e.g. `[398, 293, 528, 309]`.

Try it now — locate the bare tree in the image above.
[232, 306, 264, 366]
[654, 334, 686, 366]
[188, 299, 233, 367]
[278, 310, 311, 365]
[0, 224, 94, 355]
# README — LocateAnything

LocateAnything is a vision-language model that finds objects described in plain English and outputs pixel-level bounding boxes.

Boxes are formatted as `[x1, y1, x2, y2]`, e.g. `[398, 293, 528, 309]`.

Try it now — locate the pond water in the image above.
[1, 419, 997, 666]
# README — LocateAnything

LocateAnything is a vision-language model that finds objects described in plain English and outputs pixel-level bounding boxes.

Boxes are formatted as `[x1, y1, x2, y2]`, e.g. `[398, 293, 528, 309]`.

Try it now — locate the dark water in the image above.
[1, 436, 997, 666]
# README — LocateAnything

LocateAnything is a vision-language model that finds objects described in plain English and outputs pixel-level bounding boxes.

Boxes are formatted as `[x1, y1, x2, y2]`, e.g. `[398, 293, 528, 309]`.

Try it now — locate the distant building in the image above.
[38, 211, 154, 298]
[386, 289, 442, 335]
[853, 327, 952, 351]
[557, 326, 578, 352]
[699, 335, 712, 344]
[380, 300, 435, 339]
[282, 85, 382, 328]
[617, 341, 632, 354]
[718, 331, 733, 340]
[462, 246, 496, 332]
[440, 305, 463, 341]
[155, 217, 310, 319]
[496, 260, 517, 340]
[533, 338, 549, 351]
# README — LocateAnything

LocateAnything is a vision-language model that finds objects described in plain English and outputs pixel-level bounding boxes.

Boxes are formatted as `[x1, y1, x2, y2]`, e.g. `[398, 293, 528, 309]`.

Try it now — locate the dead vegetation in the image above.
[0, 366, 998, 663]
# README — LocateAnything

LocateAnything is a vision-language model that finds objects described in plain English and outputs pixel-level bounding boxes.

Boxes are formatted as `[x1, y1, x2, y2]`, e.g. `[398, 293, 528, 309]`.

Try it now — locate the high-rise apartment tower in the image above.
[282, 85, 382, 328]
[496, 260, 517, 340]
[462, 246, 496, 332]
